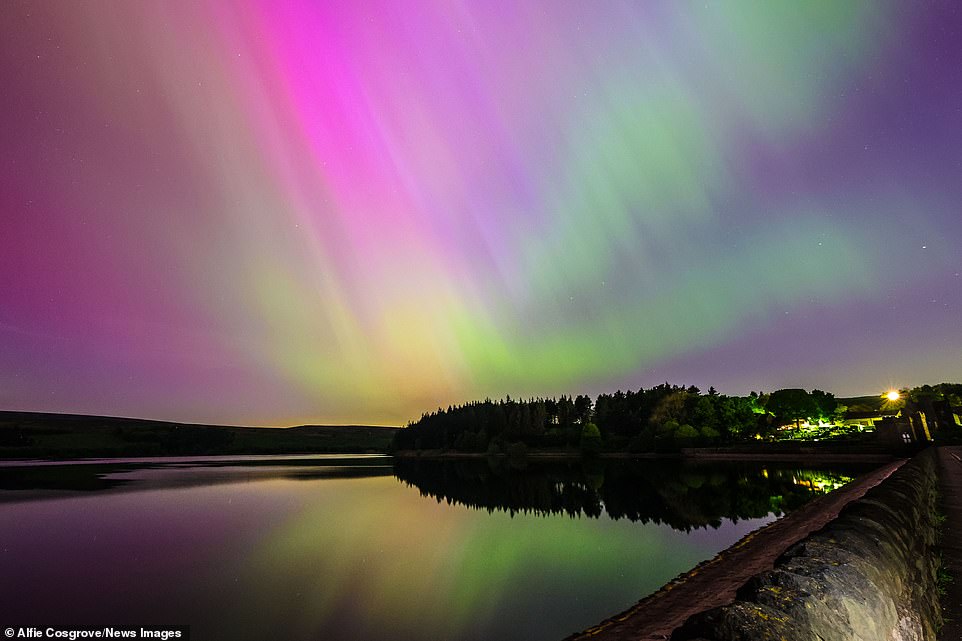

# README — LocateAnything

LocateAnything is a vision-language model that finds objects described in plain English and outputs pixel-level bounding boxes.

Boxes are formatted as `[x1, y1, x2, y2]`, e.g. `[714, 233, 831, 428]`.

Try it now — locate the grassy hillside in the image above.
[0, 411, 399, 458]
[836, 395, 888, 413]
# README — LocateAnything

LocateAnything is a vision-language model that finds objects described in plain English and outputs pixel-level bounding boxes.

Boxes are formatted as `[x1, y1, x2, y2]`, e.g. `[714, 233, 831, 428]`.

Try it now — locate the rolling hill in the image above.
[0, 411, 399, 458]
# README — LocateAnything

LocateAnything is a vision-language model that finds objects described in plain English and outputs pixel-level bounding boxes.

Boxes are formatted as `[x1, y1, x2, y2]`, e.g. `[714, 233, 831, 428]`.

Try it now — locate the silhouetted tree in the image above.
[579, 422, 602, 456]
[767, 389, 818, 428]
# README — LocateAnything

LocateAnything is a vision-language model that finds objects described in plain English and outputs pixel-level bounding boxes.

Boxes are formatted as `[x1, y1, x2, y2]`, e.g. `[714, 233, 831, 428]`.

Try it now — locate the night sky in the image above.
[1, 1, 960, 426]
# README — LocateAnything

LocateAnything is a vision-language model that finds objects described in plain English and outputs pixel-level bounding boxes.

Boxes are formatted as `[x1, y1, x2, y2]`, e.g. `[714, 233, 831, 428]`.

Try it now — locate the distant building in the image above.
[838, 393, 961, 446]
[839, 409, 899, 431]
[916, 398, 961, 433]
[875, 410, 929, 446]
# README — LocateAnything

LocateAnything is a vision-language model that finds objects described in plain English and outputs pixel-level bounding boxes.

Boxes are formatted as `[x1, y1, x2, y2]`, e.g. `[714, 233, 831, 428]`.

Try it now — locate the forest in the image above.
[391, 382, 962, 454]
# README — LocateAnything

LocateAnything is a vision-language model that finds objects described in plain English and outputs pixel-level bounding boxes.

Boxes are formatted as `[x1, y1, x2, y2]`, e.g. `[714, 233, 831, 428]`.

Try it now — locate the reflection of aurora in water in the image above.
[0, 458, 873, 641]
[236, 475, 725, 641]
[394, 459, 865, 531]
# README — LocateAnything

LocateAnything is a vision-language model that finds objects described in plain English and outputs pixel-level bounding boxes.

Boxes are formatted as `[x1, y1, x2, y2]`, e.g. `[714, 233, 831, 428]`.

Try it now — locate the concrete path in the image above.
[563, 459, 907, 641]
[937, 446, 962, 640]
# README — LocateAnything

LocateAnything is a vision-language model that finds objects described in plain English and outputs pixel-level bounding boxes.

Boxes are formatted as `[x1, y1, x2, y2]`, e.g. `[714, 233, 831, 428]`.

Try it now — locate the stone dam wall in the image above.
[672, 449, 943, 641]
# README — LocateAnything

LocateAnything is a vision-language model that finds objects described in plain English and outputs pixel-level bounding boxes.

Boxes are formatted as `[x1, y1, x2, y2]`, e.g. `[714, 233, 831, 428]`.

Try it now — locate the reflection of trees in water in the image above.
[393, 459, 868, 531]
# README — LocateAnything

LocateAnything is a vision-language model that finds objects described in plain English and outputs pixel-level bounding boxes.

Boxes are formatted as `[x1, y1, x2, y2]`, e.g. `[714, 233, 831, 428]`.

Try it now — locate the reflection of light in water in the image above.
[790, 471, 854, 493]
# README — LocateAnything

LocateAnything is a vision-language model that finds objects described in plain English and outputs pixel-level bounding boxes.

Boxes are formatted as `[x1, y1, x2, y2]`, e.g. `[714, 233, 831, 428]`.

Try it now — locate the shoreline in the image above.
[391, 447, 898, 464]
[562, 457, 908, 641]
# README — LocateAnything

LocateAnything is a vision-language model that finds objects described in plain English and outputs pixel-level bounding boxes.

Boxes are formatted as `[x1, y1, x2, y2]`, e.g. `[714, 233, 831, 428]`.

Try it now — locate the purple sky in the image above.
[1, 1, 960, 425]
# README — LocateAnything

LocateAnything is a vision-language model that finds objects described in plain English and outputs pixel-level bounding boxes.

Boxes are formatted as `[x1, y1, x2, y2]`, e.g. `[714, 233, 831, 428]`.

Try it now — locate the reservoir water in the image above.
[0, 455, 872, 641]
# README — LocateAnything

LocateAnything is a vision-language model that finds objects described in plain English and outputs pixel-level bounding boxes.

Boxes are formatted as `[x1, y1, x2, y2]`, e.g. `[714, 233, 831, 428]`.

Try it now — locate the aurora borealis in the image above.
[1, 1, 960, 425]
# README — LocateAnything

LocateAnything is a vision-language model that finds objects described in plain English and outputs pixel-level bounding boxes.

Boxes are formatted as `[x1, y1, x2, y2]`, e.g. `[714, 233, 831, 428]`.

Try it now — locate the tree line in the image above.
[392, 382, 962, 454]
[392, 384, 842, 453]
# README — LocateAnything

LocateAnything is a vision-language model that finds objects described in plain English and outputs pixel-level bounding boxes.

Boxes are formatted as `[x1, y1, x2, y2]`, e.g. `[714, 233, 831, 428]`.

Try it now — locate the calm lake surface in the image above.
[0, 455, 874, 641]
